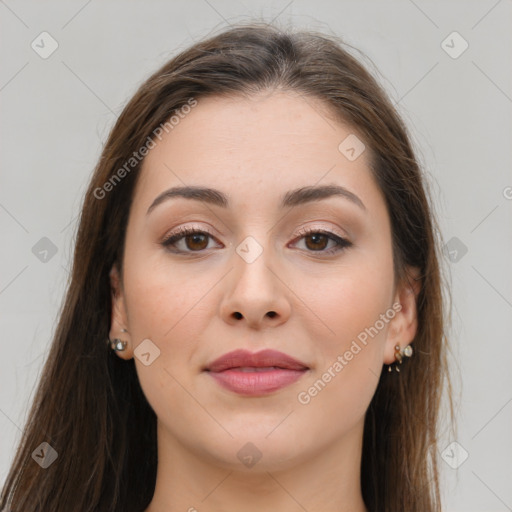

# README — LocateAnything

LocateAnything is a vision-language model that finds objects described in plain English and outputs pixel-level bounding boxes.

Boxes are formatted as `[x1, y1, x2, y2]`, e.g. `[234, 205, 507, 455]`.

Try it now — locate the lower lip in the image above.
[207, 368, 308, 396]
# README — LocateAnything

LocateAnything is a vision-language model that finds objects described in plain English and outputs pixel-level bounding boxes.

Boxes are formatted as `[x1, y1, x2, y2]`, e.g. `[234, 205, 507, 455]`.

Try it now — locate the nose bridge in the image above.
[233, 233, 277, 299]
[220, 232, 291, 327]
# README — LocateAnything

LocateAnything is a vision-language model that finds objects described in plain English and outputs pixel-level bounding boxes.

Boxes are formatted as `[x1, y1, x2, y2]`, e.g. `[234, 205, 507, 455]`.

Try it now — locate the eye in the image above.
[291, 227, 352, 255]
[161, 227, 222, 254]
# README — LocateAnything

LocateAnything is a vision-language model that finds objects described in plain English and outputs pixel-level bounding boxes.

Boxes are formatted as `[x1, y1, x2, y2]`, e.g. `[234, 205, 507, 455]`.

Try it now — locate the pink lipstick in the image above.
[204, 349, 309, 396]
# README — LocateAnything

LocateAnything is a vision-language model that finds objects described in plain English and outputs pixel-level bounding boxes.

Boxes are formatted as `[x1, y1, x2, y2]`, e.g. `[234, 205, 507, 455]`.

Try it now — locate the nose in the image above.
[219, 241, 291, 329]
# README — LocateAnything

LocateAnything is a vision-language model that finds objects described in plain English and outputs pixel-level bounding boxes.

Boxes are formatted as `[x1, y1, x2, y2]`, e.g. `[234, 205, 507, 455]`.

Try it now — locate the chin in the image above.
[187, 423, 314, 473]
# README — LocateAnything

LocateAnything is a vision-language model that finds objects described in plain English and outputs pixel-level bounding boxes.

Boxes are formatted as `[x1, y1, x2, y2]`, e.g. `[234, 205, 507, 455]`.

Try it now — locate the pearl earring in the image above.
[388, 344, 413, 372]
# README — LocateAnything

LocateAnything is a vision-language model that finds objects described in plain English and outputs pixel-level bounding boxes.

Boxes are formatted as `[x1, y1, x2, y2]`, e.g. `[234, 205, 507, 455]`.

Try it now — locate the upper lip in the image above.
[204, 349, 309, 372]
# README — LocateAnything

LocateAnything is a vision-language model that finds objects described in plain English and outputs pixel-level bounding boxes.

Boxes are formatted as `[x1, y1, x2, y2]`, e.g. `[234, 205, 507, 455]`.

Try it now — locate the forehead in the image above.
[132, 91, 381, 215]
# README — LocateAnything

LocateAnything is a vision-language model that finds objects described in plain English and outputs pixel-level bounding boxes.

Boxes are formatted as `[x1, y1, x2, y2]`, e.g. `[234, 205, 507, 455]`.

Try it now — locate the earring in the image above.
[388, 344, 413, 372]
[108, 329, 128, 352]
[109, 338, 127, 351]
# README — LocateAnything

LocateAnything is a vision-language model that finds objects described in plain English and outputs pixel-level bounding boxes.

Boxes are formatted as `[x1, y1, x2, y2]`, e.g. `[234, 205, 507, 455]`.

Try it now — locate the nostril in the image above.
[233, 312, 243, 319]
[267, 311, 277, 318]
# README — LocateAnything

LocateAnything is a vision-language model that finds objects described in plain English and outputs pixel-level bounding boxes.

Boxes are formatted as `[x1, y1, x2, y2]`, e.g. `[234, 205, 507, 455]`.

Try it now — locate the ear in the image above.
[109, 264, 133, 359]
[383, 266, 422, 365]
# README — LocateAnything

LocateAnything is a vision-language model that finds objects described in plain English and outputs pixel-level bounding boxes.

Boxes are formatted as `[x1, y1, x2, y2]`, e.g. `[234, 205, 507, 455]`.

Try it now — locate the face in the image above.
[109, 91, 419, 472]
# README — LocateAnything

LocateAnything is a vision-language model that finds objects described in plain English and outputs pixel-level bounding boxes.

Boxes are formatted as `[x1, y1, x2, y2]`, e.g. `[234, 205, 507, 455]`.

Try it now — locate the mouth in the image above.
[203, 349, 309, 396]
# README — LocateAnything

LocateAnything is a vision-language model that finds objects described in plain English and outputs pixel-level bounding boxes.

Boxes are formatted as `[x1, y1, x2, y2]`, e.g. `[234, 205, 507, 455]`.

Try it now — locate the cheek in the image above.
[296, 260, 394, 347]
[291, 270, 392, 442]
[123, 263, 218, 424]
[291, 251, 395, 420]
[122, 257, 229, 396]
[124, 258, 216, 341]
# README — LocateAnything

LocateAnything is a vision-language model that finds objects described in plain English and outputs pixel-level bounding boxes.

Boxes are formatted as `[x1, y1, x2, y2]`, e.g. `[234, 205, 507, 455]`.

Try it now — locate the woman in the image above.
[1, 22, 452, 512]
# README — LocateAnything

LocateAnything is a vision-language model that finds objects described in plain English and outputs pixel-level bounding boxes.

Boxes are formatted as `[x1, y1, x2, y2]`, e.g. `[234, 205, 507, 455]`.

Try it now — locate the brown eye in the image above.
[184, 233, 209, 251]
[161, 228, 221, 253]
[292, 228, 352, 255]
[304, 233, 329, 251]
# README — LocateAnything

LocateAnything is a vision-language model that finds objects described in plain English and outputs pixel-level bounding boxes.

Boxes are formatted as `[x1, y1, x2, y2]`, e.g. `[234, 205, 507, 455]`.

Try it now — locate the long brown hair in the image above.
[1, 22, 452, 512]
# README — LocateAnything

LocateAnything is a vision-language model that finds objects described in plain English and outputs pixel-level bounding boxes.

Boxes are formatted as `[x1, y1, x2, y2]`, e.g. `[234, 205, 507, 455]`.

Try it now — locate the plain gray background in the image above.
[1, 1, 511, 510]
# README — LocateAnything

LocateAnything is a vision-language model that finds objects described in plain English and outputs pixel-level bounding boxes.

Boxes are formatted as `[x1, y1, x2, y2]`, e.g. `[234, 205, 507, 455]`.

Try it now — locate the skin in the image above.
[109, 90, 420, 512]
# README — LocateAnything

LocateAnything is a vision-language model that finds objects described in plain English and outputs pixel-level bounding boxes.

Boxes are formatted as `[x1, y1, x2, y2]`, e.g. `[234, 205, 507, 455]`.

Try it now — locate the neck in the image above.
[145, 418, 368, 512]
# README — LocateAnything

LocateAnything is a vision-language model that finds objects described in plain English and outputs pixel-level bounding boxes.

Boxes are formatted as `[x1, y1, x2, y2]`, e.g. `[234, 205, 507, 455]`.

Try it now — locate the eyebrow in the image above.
[146, 183, 366, 215]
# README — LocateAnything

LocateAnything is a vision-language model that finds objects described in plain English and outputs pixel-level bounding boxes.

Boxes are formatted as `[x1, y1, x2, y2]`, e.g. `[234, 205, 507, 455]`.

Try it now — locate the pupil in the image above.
[307, 233, 327, 250]
[188, 234, 207, 250]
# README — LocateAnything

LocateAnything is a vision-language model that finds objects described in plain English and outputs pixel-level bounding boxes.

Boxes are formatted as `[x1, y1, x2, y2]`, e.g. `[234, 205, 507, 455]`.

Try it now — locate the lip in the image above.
[203, 349, 309, 396]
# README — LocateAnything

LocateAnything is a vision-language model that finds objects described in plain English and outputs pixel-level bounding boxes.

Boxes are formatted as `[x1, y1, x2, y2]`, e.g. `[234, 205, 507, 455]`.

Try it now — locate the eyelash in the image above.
[161, 226, 352, 256]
